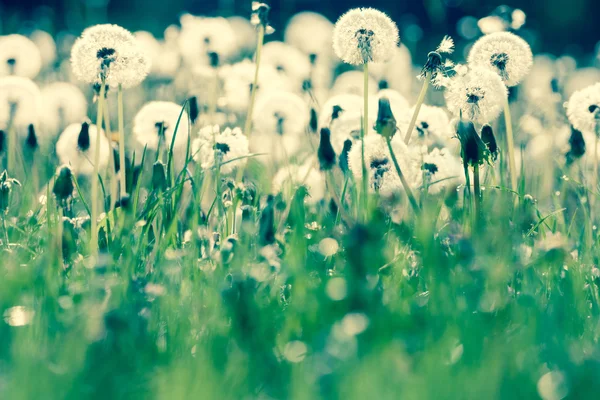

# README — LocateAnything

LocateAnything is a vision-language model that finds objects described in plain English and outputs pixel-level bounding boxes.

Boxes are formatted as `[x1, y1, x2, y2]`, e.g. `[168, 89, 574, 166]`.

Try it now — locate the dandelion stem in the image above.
[1, 215, 9, 249]
[404, 73, 430, 144]
[117, 84, 127, 198]
[385, 137, 420, 214]
[103, 102, 118, 210]
[244, 24, 265, 137]
[91, 81, 106, 254]
[473, 164, 481, 230]
[503, 96, 518, 194]
[361, 63, 369, 220]
[326, 171, 352, 225]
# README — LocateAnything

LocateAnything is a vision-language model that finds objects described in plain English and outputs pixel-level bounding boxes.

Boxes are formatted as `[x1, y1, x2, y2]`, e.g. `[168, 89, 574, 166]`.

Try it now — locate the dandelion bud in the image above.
[309, 108, 318, 133]
[259, 195, 276, 246]
[308, 53, 317, 65]
[566, 127, 586, 165]
[52, 165, 74, 204]
[374, 97, 397, 140]
[481, 125, 498, 161]
[331, 105, 344, 121]
[456, 120, 488, 167]
[25, 124, 38, 150]
[566, 83, 600, 135]
[251, 2, 275, 34]
[115, 194, 132, 211]
[77, 121, 91, 151]
[318, 128, 336, 171]
[188, 96, 199, 124]
[0, 130, 5, 153]
[339, 139, 353, 173]
[0, 171, 20, 214]
[208, 51, 220, 68]
[151, 161, 167, 192]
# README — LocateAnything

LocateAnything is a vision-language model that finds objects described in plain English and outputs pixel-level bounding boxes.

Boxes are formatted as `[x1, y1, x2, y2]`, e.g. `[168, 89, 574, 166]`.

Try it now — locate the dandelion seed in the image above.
[193, 125, 249, 174]
[444, 67, 508, 125]
[332, 8, 399, 66]
[0, 34, 42, 79]
[133, 101, 190, 151]
[56, 122, 110, 175]
[468, 32, 533, 87]
[566, 83, 600, 135]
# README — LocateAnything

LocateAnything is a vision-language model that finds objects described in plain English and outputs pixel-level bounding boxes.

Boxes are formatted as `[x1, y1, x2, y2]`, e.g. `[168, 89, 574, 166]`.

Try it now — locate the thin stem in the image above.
[118, 84, 127, 197]
[326, 171, 352, 225]
[503, 96, 518, 193]
[7, 103, 16, 173]
[244, 24, 265, 137]
[104, 101, 118, 210]
[385, 138, 420, 214]
[1, 215, 9, 249]
[404, 73, 430, 144]
[473, 164, 481, 231]
[361, 63, 369, 221]
[91, 82, 106, 254]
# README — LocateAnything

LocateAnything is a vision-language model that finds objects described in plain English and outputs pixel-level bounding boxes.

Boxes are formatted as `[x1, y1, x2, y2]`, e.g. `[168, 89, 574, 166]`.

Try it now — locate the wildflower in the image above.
[193, 125, 249, 174]
[331, 70, 378, 97]
[272, 162, 326, 205]
[369, 45, 413, 96]
[0, 76, 42, 131]
[40, 82, 88, 135]
[134, 31, 180, 79]
[318, 128, 336, 170]
[25, 124, 38, 150]
[56, 122, 110, 175]
[133, 101, 190, 151]
[318, 94, 363, 142]
[251, 2, 275, 35]
[398, 104, 453, 149]
[52, 165, 75, 207]
[332, 8, 399, 65]
[262, 41, 311, 91]
[413, 147, 465, 194]
[444, 67, 508, 125]
[566, 83, 600, 135]
[0, 34, 42, 79]
[228, 16, 257, 56]
[284, 12, 334, 58]
[30, 30, 57, 69]
[0, 170, 20, 214]
[369, 89, 409, 121]
[419, 36, 455, 88]
[566, 127, 586, 165]
[373, 97, 397, 140]
[178, 15, 237, 66]
[455, 119, 489, 167]
[481, 125, 498, 161]
[70, 24, 150, 88]
[468, 32, 533, 87]
[348, 134, 414, 196]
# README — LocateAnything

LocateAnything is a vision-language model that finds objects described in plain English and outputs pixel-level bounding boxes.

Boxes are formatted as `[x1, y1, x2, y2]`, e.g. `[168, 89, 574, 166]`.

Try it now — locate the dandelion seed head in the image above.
[333, 8, 399, 65]
[285, 12, 334, 58]
[272, 162, 326, 205]
[30, 30, 57, 69]
[192, 125, 249, 174]
[318, 94, 365, 153]
[0, 34, 43, 79]
[40, 82, 88, 136]
[262, 41, 311, 91]
[228, 17, 257, 56]
[410, 147, 464, 194]
[399, 104, 454, 150]
[566, 83, 600, 135]
[178, 15, 237, 66]
[70, 24, 150, 88]
[468, 32, 533, 87]
[0, 76, 42, 131]
[133, 101, 190, 151]
[56, 122, 109, 175]
[436, 35, 455, 55]
[331, 70, 378, 97]
[369, 45, 413, 96]
[134, 31, 180, 79]
[444, 66, 508, 124]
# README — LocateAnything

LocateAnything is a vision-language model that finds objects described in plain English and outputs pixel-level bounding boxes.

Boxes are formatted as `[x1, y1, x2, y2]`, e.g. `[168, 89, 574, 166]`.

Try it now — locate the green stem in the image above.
[1, 215, 9, 249]
[91, 81, 106, 254]
[473, 164, 481, 231]
[503, 96, 518, 194]
[104, 101, 118, 211]
[404, 73, 430, 144]
[118, 84, 127, 197]
[386, 138, 420, 214]
[243, 24, 265, 137]
[361, 63, 369, 221]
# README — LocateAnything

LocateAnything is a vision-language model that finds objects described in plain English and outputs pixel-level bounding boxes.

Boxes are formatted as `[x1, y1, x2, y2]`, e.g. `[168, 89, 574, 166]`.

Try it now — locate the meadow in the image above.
[1, 2, 600, 399]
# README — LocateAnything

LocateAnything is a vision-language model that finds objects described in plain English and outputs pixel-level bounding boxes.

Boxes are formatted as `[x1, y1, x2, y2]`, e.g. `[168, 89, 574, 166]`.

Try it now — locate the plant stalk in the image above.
[243, 24, 265, 137]
[404, 73, 430, 144]
[385, 138, 420, 214]
[91, 81, 106, 254]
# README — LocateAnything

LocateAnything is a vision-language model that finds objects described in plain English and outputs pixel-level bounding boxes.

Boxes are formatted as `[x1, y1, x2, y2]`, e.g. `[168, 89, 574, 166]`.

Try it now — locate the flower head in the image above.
[398, 104, 454, 149]
[262, 41, 311, 91]
[318, 94, 365, 153]
[193, 125, 249, 174]
[468, 32, 532, 87]
[56, 122, 110, 175]
[0, 76, 42, 131]
[0, 34, 42, 79]
[178, 15, 237, 66]
[133, 101, 190, 151]
[70, 24, 150, 88]
[333, 8, 399, 65]
[272, 162, 325, 205]
[566, 83, 600, 136]
[284, 12, 334, 58]
[444, 67, 508, 124]
[30, 30, 57, 69]
[134, 31, 180, 79]
[251, 2, 275, 35]
[40, 82, 88, 135]
[369, 45, 413, 96]
[412, 147, 464, 194]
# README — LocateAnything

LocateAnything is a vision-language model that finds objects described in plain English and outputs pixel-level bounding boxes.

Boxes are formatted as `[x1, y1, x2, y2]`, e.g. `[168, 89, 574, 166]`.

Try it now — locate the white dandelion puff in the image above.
[444, 66, 508, 125]
[40, 82, 88, 135]
[566, 83, 600, 135]
[468, 32, 533, 87]
[192, 125, 249, 174]
[56, 122, 110, 176]
[436, 35, 455, 54]
[410, 147, 465, 194]
[134, 31, 180, 79]
[133, 101, 190, 151]
[0, 34, 43, 79]
[368, 45, 413, 96]
[284, 12, 334, 58]
[318, 94, 365, 153]
[331, 70, 378, 97]
[178, 15, 237, 66]
[0, 76, 42, 131]
[272, 162, 326, 205]
[397, 104, 454, 150]
[70, 24, 151, 88]
[332, 8, 399, 66]
[262, 41, 311, 91]
[30, 30, 57, 69]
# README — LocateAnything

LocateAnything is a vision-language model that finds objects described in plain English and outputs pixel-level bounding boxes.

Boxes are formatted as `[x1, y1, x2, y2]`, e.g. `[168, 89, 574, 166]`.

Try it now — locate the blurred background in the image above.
[1, 0, 599, 61]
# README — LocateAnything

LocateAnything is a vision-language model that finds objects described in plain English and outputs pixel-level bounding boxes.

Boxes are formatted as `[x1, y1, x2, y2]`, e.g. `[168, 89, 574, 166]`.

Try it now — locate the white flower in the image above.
[318, 94, 365, 153]
[56, 122, 110, 175]
[398, 104, 454, 149]
[369, 89, 409, 122]
[272, 161, 325, 205]
[30, 30, 57, 69]
[444, 67, 508, 125]
[368, 45, 413, 97]
[178, 15, 237, 66]
[331, 70, 378, 97]
[566, 83, 600, 135]
[133, 101, 190, 151]
[40, 82, 88, 135]
[134, 31, 180, 79]
[284, 12, 334, 58]
[262, 41, 311, 91]
[0, 76, 42, 131]
[0, 34, 43, 79]
[410, 147, 464, 194]
[348, 134, 414, 196]
[468, 32, 533, 87]
[192, 125, 249, 174]
[70, 24, 150, 88]
[333, 8, 399, 65]
[227, 16, 257, 57]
